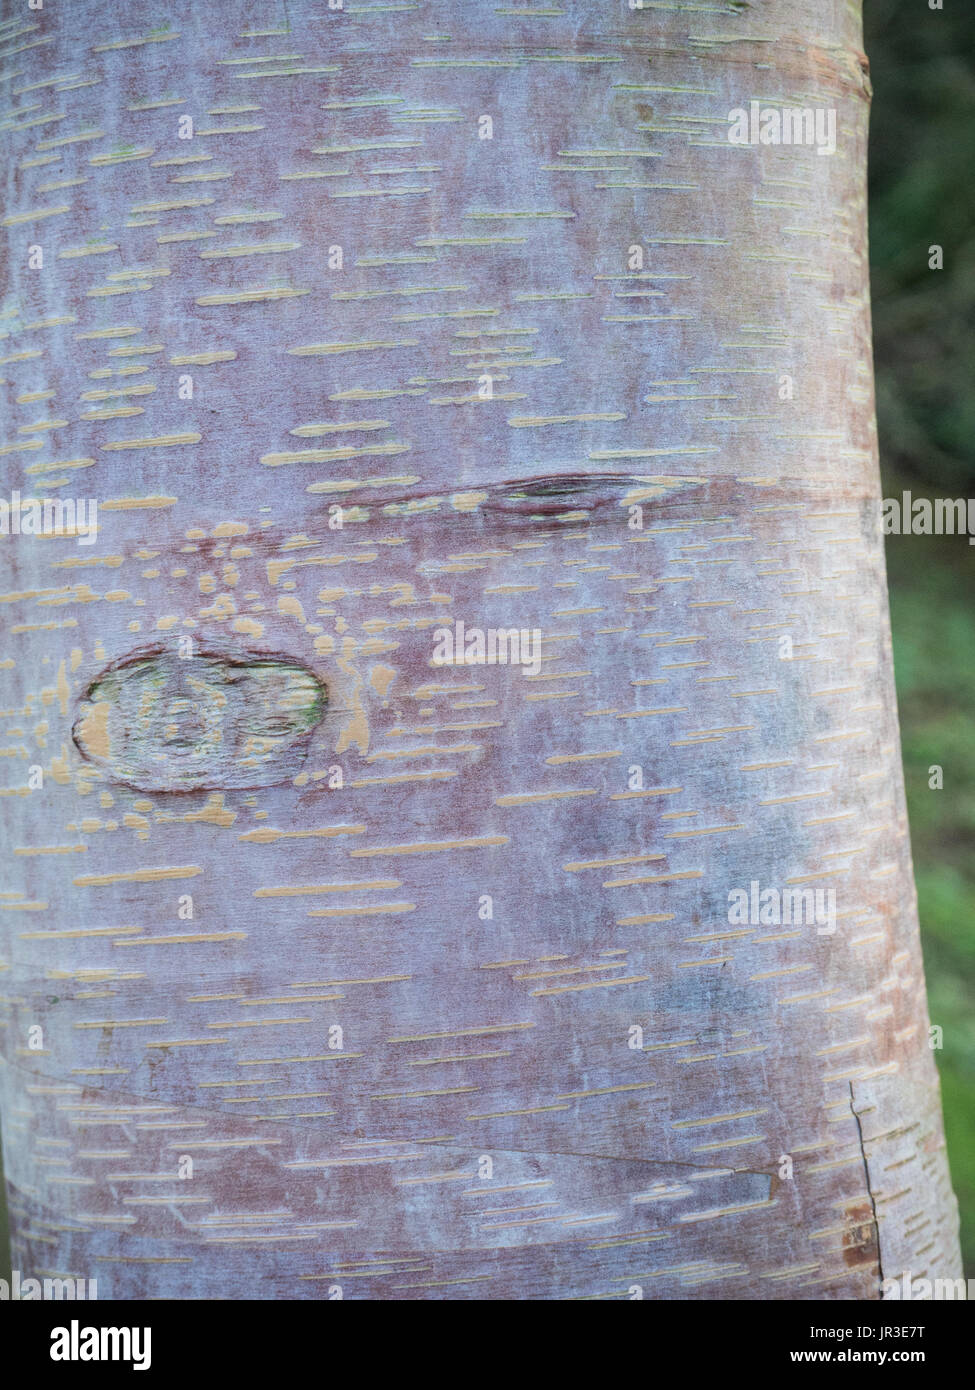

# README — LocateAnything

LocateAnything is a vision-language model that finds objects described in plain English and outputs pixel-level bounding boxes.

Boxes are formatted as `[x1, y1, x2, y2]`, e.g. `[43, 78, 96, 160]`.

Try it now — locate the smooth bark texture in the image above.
[0, 0, 962, 1299]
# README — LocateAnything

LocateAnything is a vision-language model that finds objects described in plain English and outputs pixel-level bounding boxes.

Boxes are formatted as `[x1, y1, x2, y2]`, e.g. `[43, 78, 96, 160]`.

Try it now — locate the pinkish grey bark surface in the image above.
[0, 0, 961, 1298]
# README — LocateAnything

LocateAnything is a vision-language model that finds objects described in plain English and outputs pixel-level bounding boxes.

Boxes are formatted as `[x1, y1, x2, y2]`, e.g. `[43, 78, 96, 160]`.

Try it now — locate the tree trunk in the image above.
[0, 0, 961, 1300]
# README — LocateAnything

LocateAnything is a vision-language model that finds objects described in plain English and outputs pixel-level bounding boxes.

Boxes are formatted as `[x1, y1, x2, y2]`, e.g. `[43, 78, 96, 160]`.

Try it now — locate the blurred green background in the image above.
[0, 0, 970, 1294]
[866, 0, 975, 1275]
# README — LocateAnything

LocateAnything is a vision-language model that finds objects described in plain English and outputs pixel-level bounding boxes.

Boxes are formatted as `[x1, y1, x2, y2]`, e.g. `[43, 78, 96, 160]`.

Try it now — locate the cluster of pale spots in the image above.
[71, 651, 327, 792]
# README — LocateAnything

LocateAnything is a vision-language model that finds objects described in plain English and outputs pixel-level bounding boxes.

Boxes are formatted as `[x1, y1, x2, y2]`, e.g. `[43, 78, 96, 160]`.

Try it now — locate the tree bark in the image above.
[0, 0, 961, 1299]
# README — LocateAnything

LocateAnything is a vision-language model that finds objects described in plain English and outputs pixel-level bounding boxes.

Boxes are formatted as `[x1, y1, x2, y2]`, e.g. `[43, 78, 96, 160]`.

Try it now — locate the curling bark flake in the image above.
[0, 0, 961, 1299]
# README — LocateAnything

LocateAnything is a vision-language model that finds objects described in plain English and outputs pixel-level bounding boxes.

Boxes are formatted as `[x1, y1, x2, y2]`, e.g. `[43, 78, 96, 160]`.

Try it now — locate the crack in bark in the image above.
[849, 1082, 885, 1295]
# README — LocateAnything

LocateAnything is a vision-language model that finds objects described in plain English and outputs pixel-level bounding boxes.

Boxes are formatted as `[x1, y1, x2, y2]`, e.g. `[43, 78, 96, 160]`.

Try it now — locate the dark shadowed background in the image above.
[866, 0, 975, 1277]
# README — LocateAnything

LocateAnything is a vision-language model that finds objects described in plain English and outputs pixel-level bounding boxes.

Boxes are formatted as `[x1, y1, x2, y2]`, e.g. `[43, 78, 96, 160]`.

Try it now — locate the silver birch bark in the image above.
[0, 0, 961, 1299]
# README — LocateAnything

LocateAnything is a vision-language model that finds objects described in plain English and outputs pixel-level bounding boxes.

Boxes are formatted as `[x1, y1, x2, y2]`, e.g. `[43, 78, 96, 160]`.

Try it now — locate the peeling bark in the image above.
[0, 0, 961, 1299]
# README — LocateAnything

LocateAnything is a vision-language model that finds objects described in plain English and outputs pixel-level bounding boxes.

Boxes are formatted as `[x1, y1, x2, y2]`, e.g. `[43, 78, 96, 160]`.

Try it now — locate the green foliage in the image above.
[867, 1, 975, 493]
[886, 533, 975, 1272]
[867, 0, 975, 1275]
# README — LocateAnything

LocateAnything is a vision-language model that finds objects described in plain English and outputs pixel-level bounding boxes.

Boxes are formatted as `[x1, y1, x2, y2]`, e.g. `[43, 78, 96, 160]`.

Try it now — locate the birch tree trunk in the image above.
[0, 0, 962, 1300]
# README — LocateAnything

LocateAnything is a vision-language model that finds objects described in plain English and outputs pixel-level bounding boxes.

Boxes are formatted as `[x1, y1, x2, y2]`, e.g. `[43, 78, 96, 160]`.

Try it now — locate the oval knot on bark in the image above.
[72, 650, 326, 792]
